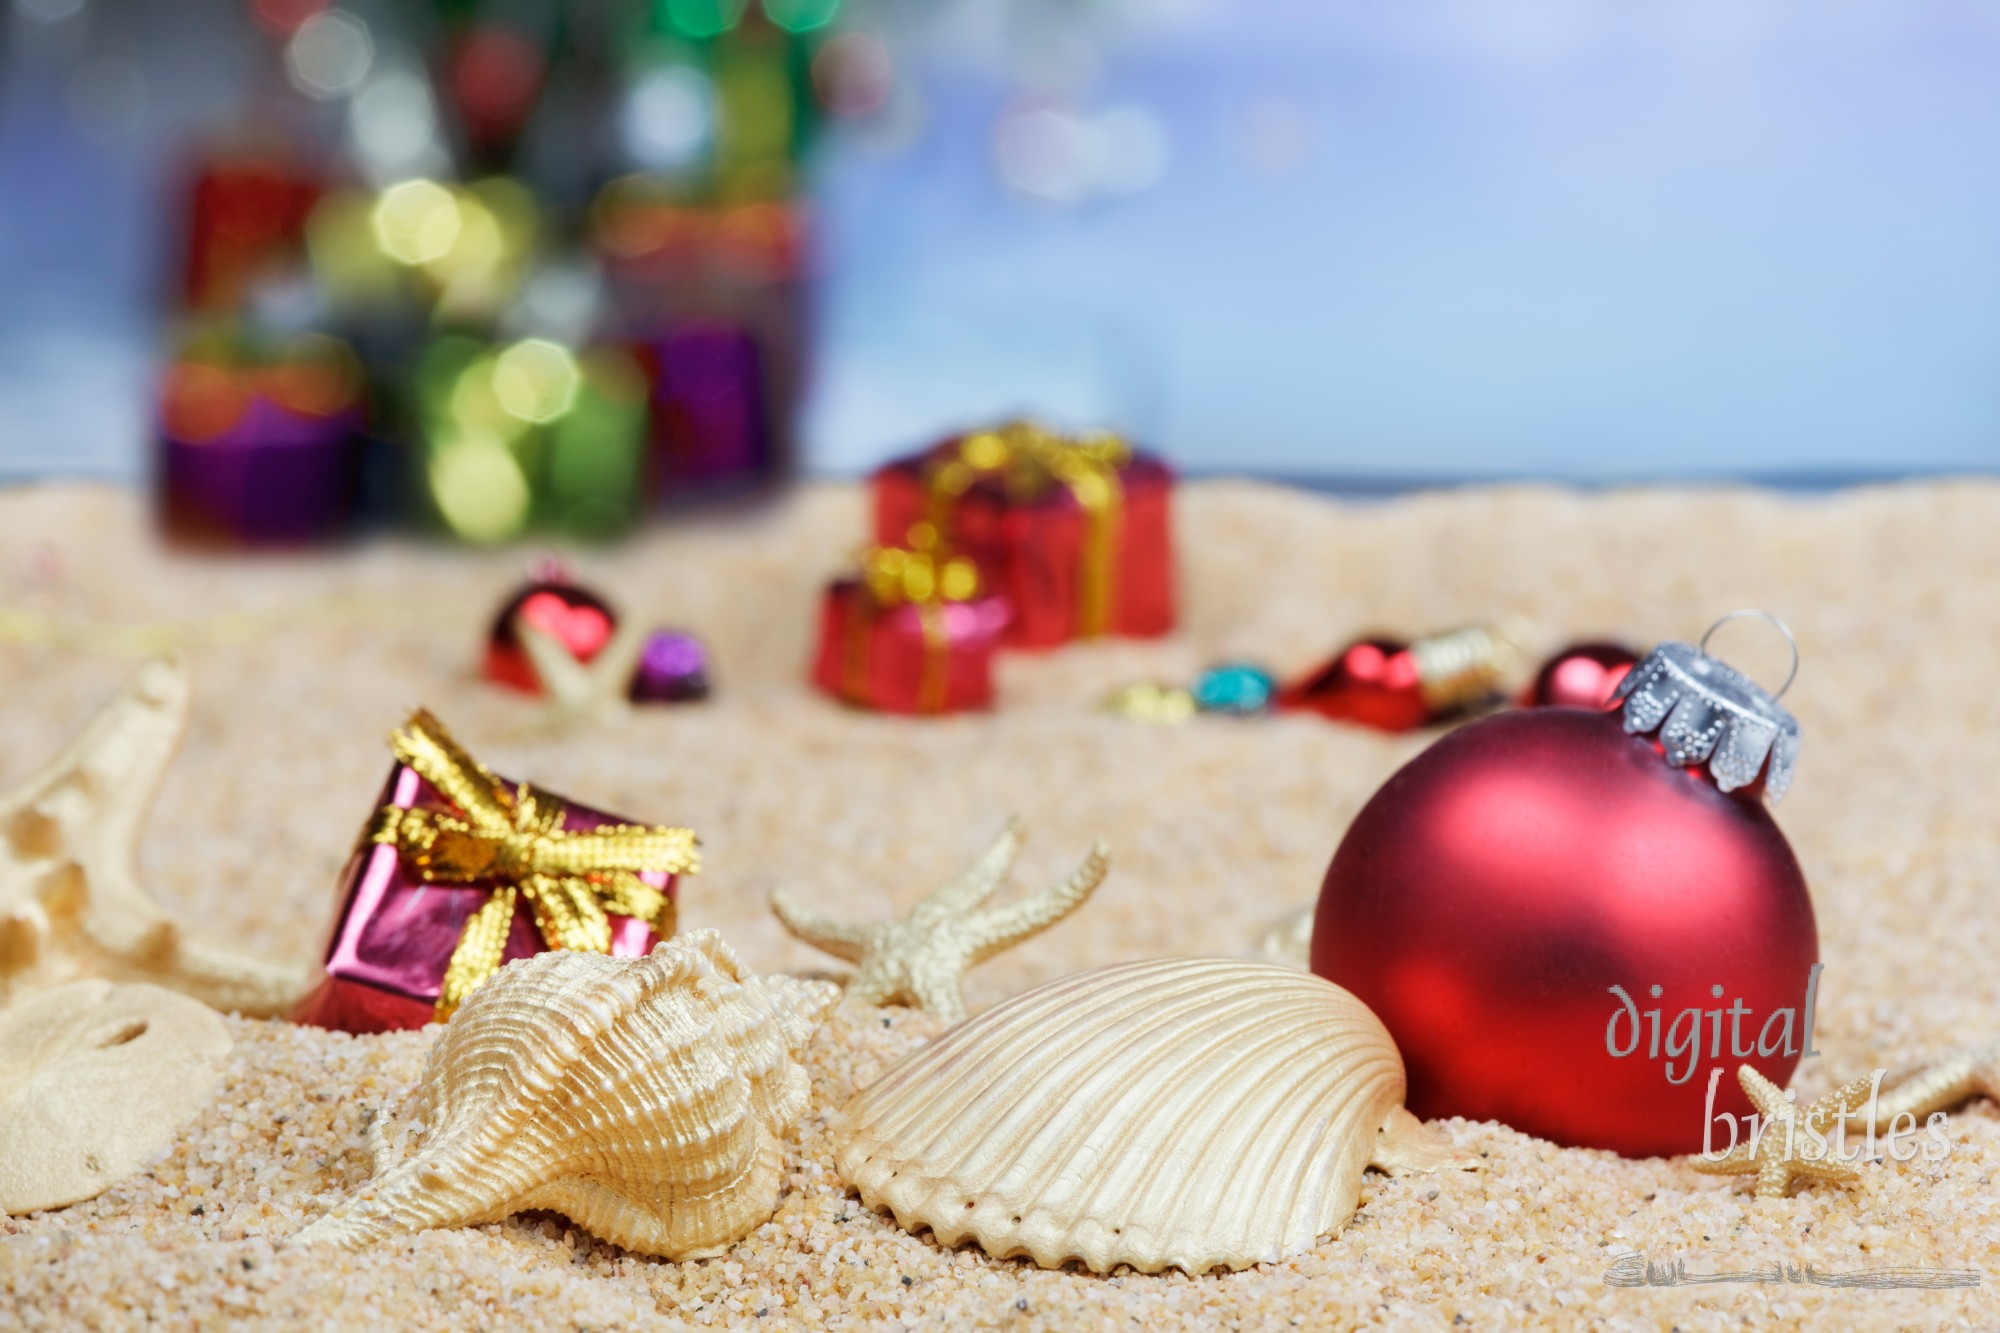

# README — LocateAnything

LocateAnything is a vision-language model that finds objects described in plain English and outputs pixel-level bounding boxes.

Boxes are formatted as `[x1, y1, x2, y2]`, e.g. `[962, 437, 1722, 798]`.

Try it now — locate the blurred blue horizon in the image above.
[4, 0, 1999, 486]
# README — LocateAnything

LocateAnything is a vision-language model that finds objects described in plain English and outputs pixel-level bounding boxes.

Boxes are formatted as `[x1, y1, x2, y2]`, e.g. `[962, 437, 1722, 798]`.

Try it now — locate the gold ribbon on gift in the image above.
[920, 420, 1130, 638]
[845, 530, 982, 714]
[366, 709, 699, 1020]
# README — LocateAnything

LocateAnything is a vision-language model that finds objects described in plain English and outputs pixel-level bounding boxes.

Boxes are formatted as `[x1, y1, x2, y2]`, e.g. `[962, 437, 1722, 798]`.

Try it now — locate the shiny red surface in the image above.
[1278, 637, 1434, 732]
[1521, 641, 1640, 710]
[292, 762, 675, 1034]
[182, 154, 320, 314]
[481, 580, 619, 694]
[1312, 708, 1818, 1157]
[809, 579, 1009, 715]
[871, 450, 1176, 650]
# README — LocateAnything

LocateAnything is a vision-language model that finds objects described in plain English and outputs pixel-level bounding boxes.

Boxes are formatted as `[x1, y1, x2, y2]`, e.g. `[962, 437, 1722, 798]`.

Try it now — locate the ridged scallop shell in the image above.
[292, 930, 838, 1258]
[832, 957, 1470, 1275]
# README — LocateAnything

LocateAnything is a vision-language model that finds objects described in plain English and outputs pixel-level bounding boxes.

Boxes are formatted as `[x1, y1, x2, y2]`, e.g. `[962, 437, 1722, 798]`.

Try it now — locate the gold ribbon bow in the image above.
[367, 709, 699, 1019]
[922, 420, 1130, 637]
[847, 529, 983, 714]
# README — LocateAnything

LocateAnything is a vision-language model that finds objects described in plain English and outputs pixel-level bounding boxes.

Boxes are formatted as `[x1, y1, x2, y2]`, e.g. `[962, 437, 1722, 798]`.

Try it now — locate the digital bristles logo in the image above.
[1603, 963, 1825, 1088]
[1604, 963, 1952, 1166]
[1598, 964, 1981, 1296]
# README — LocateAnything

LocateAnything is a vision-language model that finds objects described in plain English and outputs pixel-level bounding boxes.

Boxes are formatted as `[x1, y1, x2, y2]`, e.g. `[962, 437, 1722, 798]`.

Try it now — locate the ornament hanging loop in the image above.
[1698, 610, 1798, 700]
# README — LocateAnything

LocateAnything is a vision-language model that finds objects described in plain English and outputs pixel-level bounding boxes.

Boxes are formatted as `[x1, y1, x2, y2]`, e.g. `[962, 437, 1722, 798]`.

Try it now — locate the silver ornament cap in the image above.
[1610, 611, 1802, 803]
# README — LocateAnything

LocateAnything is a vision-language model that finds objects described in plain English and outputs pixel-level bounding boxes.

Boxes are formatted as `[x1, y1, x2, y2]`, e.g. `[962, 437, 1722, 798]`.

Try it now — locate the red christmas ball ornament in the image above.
[1312, 615, 1817, 1158]
[1279, 625, 1520, 732]
[482, 572, 619, 694]
[1520, 641, 1640, 710]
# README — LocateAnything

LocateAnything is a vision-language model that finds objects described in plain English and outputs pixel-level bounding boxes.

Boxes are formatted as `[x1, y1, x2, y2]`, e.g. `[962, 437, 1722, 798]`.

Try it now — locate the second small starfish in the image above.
[771, 819, 1109, 1023]
[1691, 1065, 1878, 1200]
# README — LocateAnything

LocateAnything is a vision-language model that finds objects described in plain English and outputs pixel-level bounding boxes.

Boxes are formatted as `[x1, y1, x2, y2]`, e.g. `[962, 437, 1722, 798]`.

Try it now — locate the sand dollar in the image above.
[0, 980, 231, 1214]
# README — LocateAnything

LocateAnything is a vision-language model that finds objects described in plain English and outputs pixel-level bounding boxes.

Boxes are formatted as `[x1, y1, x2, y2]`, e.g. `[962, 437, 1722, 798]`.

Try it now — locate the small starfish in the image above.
[1860, 1039, 2000, 1126]
[770, 819, 1109, 1023]
[516, 618, 649, 733]
[1691, 1065, 1877, 1200]
[0, 657, 308, 1016]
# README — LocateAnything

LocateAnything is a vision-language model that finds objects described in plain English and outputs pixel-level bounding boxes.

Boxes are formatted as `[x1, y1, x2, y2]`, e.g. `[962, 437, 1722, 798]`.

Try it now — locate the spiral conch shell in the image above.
[293, 930, 837, 1258]
[833, 957, 1473, 1275]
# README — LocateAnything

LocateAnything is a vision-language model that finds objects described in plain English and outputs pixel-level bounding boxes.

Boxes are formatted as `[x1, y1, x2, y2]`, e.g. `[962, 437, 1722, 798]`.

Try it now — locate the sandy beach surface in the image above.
[1, 478, 1996, 1331]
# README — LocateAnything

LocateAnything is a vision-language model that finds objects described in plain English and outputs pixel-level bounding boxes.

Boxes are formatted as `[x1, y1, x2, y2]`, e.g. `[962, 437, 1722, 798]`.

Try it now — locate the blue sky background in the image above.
[4, 0, 1999, 483]
[805, 0, 2000, 479]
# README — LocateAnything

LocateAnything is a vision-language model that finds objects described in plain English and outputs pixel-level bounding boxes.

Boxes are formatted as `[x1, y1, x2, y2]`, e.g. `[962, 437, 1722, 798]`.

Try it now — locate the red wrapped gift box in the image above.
[293, 711, 696, 1034]
[180, 149, 321, 315]
[810, 544, 1010, 715]
[871, 421, 1176, 650]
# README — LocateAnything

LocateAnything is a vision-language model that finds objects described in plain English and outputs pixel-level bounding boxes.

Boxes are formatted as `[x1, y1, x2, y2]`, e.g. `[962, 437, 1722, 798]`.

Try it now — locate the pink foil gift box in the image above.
[293, 711, 696, 1034]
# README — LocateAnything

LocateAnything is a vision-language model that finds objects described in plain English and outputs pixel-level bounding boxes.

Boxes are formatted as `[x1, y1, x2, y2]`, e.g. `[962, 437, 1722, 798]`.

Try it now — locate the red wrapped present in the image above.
[871, 420, 1176, 650]
[293, 710, 698, 1034]
[180, 148, 321, 315]
[811, 542, 1010, 715]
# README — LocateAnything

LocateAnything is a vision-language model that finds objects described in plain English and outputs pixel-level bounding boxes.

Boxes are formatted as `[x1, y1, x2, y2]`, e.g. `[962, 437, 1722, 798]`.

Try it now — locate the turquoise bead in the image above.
[1192, 662, 1277, 716]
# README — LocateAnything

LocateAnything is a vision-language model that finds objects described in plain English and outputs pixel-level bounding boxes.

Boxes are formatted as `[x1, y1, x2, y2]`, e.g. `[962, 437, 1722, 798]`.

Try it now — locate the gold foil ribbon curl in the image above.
[921, 420, 1130, 638]
[845, 533, 982, 714]
[368, 709, 699, 1020]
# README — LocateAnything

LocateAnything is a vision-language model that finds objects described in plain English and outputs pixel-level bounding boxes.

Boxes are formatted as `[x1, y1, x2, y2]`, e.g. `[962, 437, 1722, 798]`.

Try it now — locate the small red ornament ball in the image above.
[1521, 641, 1639, 710]
[482, 580, 618, 694]
[1279, 637, 1432, 732]
[1312, 708, 1818, 1158]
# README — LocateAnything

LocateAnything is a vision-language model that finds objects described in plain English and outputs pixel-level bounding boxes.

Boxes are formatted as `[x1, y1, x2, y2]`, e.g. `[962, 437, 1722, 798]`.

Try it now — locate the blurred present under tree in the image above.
[155, 0, 845, 545]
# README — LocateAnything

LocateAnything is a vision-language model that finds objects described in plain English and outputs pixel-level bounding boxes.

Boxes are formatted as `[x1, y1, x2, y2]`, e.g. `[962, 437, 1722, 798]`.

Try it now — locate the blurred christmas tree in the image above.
[156, 0, 841, 545]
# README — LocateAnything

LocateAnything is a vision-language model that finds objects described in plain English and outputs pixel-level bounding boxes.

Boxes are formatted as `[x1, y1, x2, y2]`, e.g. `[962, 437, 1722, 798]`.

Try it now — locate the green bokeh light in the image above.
[762, 0, 839, 34]
[658, 0, 747, 40]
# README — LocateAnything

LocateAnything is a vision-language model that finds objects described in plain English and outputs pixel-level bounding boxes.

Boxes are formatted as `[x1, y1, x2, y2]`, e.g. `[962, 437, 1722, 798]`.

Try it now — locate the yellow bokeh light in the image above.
[429, 432, 530, 542]
[447, 354, 524, 439]
[939, 557, 980, 601]
[372, 179, 461, 265]
[427, 191, 500, 279]
[492, 339, 580, 424]
[961, 432, 1008, 469]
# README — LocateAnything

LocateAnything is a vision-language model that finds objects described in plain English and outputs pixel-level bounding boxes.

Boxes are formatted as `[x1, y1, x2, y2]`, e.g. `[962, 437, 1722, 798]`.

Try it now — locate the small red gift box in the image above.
[871, 421, 1176, 650]
[180, 148, 320, 315]
[293, 711, 697, 1034]
[810, 544, 1010, 715]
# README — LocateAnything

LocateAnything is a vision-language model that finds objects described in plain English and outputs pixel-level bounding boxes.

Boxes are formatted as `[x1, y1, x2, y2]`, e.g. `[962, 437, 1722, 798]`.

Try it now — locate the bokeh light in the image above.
[251, 0, 329, 37]
[992, 102, 1170, 205]
[371, 179, 461, 265]
[546, 353, 648, 537]
[450, 25, 545, 145]
[512, 262, 605, 348]
[160, 362, 249, 443]
[257, 335, 363, 417]
[429, 430, 530, 542]
[992, 106, 1091, 205]
[493, 339, 580, 424]
[811, 33, 891, 118]
[762, 0, 840, 35]
[349, 70, 444, 182]
[1092, 107, 1171, 197]
[447, 353, 519, 441]
[430, 190, 504, 289]
[621, 64, 714, 174]
[285, 10, 374, 101]
[659, 0, 748, 41]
